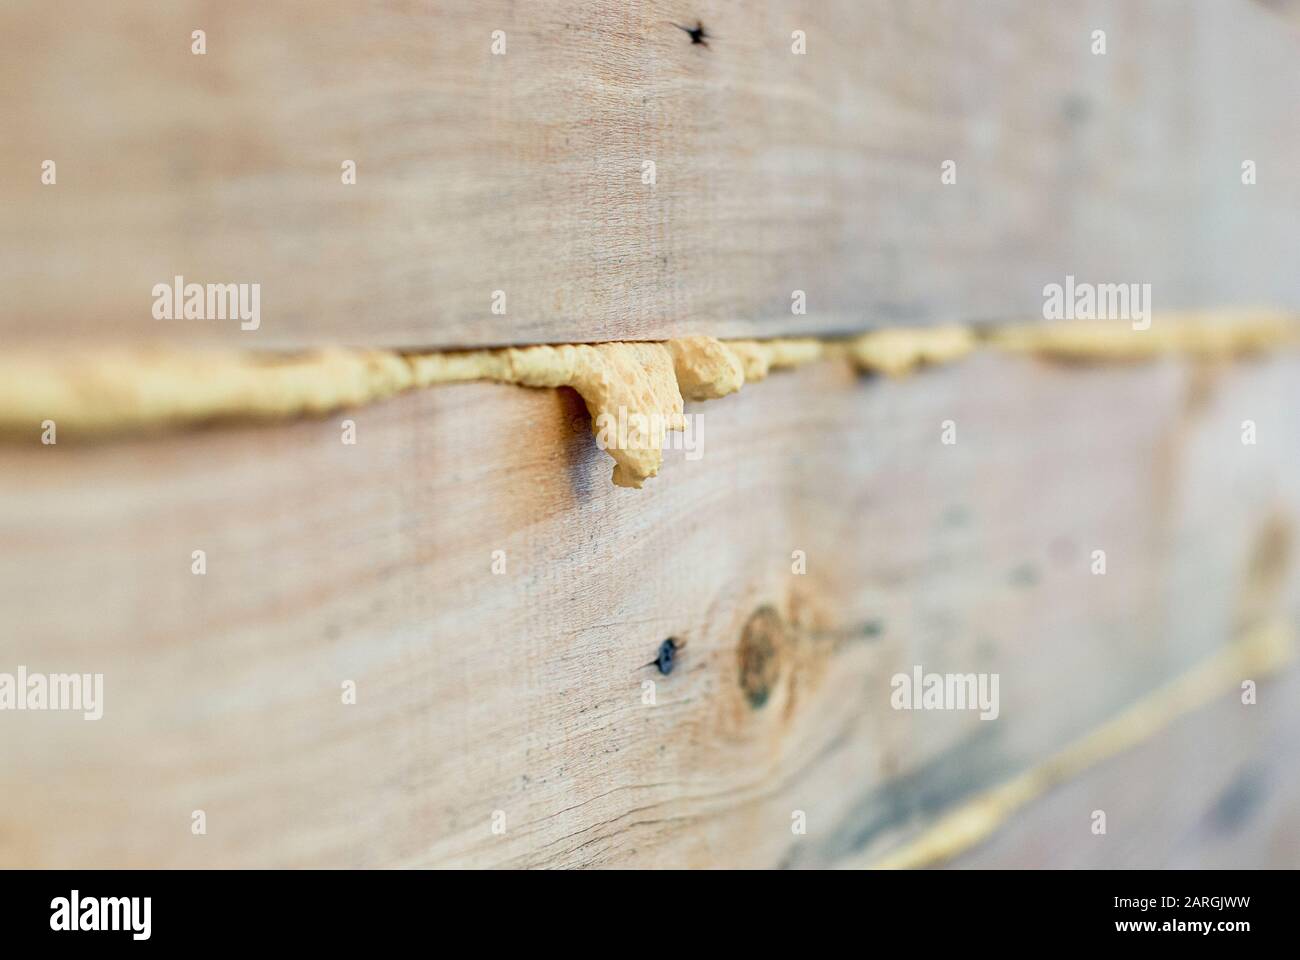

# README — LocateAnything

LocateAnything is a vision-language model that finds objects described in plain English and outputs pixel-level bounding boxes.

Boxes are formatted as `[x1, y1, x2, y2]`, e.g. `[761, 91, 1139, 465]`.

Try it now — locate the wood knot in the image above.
[738, 606, 787, 709]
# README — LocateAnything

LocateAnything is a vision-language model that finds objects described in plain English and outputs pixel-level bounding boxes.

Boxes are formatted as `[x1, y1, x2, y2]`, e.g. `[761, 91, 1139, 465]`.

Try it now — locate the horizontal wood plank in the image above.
[2, 0, 1297, 349]
[1, 351, 1297, 866]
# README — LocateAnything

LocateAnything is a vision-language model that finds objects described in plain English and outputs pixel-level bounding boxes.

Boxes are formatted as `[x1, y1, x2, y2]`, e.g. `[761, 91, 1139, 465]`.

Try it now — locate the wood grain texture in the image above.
[2, 0, 1298, 349]
[2, 351, 1297, 867]
[947, 663, 1300, 868]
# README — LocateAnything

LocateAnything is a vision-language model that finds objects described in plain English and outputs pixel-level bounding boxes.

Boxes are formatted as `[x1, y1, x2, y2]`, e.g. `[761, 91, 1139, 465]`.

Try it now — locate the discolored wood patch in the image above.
[738, 606, 788, 709]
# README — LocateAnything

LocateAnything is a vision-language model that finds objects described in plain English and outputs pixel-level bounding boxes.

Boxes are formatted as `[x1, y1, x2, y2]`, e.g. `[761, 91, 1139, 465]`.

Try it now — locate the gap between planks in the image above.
[1, 310, 1295, 487]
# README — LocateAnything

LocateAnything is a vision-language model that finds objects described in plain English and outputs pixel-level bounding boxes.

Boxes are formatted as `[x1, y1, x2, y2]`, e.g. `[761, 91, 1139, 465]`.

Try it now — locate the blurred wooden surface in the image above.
[2, 0, 1298, 349]
[949, 665, 1300, 869]
[2, 350, 1297, 867]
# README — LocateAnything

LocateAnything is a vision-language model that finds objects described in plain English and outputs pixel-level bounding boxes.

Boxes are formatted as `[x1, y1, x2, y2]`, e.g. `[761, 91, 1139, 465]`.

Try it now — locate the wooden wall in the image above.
[1, 0, 1298, 868]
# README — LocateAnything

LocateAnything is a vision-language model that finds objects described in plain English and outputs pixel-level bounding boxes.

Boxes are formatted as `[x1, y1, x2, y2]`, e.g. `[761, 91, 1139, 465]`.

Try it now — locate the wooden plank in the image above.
[945, 663, 1300, 868]
[1, 350, 1297, 867]
[3, 0, 1298, 349]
